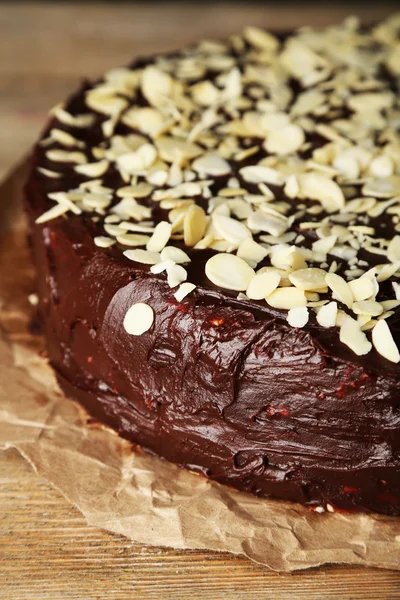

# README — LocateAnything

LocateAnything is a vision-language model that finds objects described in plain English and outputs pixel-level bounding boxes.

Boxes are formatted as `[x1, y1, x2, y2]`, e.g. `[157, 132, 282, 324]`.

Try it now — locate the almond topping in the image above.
[123, 302, 154, 336]
[205, 253, 255, 291]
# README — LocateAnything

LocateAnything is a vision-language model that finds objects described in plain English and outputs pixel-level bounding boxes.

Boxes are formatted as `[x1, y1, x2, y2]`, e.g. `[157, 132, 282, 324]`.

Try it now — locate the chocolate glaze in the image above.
[25, 34, 400, 515]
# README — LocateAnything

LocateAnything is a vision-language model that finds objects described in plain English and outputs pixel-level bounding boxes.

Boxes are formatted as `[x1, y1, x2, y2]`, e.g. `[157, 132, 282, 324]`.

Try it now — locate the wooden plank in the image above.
[1, 451, 400, 600]
[1, 4, 400, 597]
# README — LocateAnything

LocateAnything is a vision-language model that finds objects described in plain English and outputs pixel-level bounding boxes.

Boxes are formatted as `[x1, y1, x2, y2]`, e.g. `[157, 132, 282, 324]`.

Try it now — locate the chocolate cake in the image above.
[25, 15, 400, 515]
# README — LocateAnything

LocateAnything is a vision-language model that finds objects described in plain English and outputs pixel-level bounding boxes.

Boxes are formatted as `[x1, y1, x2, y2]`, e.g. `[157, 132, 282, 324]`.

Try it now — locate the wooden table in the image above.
[1, 3, 399, 598]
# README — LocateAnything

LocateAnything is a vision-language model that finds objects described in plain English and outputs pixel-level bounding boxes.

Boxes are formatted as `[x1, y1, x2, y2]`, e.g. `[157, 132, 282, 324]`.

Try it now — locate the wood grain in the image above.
[1, 3, 400, 598]
[2, 450, 400, 600]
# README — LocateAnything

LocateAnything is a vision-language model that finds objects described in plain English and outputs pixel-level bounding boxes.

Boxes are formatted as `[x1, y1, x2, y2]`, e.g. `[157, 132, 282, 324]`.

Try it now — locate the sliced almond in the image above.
[161, 246, 191, 264]
[348, 277, 376, 302]
[240, 165, 285, 186]
[246, 270, 281, 300]
[123, 249, 160, 264]
[146, 221, 172, 252]
[372, 320, 400, 363]
[94, 236, 116, 248]
[75, 160, 109, 177]
[192, 153, 231, 176]
[167, 265, 187, 288]
[116, 144, 157, 174]
[35, 204, 69, 224]
[376, 260, 400, 283]
[289, 268, 327, 291]
[123, 302, 154, 336]
[237, 238, 269, 266]
[287, 306, 309, 328]
[184, 205, 207, 247]
[388, 236, 400, 263]
[316, 301, 337, 327]
[213, 214, 251, 245]
[325, 273, 353, 308]
[116, 183, 153, 198]
[266, 287, 307, 310]
[297, 173, 345, 213]
[205, 253, 255, 291]
[352, 301, 383, 317]
[46, 150, 87, 164]
[156, 136, 202, 163]
[340, 317, 372, 356]
[248, 210, 288, 237]
[174, 282, 196, 302]
[264, 124, 305, 156]
[116, 233, 150, 247]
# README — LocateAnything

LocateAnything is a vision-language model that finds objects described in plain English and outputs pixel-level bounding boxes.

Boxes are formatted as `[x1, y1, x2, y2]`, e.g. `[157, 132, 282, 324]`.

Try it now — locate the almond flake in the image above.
[116, 144, 157, 174]
[297, 173, 345, 213]
[264, 124, 305, 156]
[167, 265, 187, 288]
[37, 167, 62, 179]
[381, 300, 400, 311]
[325, 273, 353, 308]
[46, 150, 87, 164]
[372, 320, 400, 363]
[376, 260, 400, 282]
[212, 214, 251, 245]
[160, 246, 190, 264]
[104, 224, 127, 237]
[35, 204, 69, 224]
[116, 183, 153, 198]
[316, 301, 337, 327]
[146, 221, 172, 252]
[248, 210, 288, 237]
[244, 26, 279, 52]
[151, 259, 175, 274]
[192, 153, 231, 176]
[94, 236, 116, 248]
[388, 236, 400, 263]
[123, 302, 154, 336]
[266, 287, 307, 310]
[246, 270, 280, 300]
[116, 233, 150, 247]
[75, 160, 109, 177]
[240, 165, 285, 186]
[362, 177, 400, 198]
[205, 253, 255, 291]
[312, 235, 337, 254]
[141, 66, 172, 107]
[289, 268, 327, 291]
[352, 301, 383, 317]
[123, 249, 160, 264]
[184, 205, 207, 247]
[156, 136, 202, 163]
[50, 128, 84, 148]
[174, 282, 196, 302]
[340, 317, 372, 356]
[393, 282, 400, 300]
[122, 107, 165, 136]
[237, 238, 269, 267]
[51, 105, 95, 128]
[348, 276, 376, 302]
[284, 175, 300, 198]
[287, 306, 309, 328]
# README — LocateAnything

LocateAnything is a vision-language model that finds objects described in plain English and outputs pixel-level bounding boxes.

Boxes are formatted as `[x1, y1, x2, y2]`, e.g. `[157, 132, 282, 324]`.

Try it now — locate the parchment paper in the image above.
[1, 160, 399, 572]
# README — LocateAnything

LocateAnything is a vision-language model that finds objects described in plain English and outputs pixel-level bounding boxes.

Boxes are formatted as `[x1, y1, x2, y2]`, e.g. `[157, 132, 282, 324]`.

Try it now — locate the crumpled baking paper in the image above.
[0, 160, 399, 572]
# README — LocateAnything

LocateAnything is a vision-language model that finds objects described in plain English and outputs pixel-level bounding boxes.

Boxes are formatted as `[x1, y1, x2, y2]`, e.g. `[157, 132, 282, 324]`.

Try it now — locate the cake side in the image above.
[25, 15, 400, 514]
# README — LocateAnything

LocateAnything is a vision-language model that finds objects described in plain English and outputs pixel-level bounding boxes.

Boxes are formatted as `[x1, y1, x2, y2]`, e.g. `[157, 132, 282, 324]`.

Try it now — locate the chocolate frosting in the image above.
[24, 22, 400, 515]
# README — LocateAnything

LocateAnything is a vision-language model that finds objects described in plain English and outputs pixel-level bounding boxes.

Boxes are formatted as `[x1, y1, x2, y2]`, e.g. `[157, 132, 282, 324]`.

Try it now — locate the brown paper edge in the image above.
[1, 158, 399, 573]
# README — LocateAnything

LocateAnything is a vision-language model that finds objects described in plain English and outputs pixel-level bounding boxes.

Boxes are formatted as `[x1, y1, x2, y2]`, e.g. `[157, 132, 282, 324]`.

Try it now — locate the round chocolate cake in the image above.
[25, 15, 400, 515]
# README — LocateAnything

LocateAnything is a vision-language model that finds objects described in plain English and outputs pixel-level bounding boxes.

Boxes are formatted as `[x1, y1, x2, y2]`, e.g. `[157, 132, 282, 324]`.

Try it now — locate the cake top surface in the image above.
[32, 14, 400, 366]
